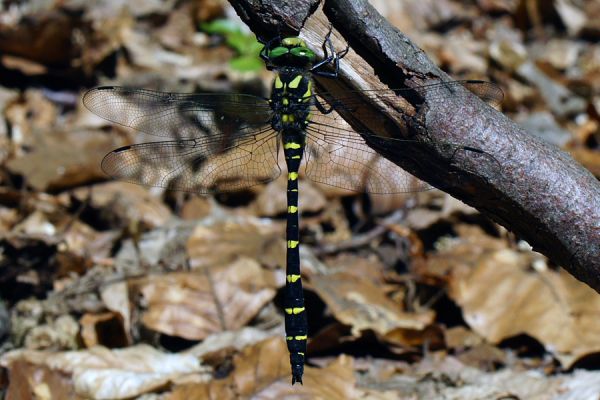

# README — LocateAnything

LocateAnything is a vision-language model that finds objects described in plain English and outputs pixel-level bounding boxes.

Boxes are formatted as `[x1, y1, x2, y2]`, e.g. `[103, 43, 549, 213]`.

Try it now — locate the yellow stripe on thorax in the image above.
[302, 81, 312, 99]
[288, 75, 303, 89]
[287, 274, 301, 283]
[274, 75, 284, 89]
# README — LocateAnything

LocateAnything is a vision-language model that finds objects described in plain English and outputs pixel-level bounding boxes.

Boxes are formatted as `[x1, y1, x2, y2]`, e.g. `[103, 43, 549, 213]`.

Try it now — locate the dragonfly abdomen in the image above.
[282, 129, 307, 385]
[271, 66, 313, 384]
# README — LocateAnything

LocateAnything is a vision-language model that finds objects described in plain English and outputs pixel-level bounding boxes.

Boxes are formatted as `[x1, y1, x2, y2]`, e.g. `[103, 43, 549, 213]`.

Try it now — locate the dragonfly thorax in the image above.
[270, 68, 313, 132]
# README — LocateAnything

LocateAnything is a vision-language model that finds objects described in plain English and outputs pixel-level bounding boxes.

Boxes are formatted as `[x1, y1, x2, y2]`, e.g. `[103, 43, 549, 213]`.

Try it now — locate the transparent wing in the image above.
[304, 112, 430, 194]
[302, 80, 504, 194]
[84, 87, 280, 193]
[83, 86, 273, 140]
[317, 80, 504, 109]
[101, 129, 281, 194]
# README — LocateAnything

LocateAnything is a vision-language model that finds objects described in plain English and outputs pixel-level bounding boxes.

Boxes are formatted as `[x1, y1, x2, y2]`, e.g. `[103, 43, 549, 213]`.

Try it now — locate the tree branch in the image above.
[229, 0, 600, 292]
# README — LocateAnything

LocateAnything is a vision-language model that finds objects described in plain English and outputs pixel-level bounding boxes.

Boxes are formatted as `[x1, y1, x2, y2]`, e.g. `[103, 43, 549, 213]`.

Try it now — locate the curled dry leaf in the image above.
[169, 337, 357, 399]
[1, 345, 207, 400]
[99, 281, 132, 344]
[71, 182, 174, 229]
[79, 312, 129, 348]
[308, 271, 435, 344]
[3, 359, 82, 400]
[570, 147, 600, 178]
[6, 129, 123, 192]
[186, 326, 278, 360]
[23, 315, 80, 351]
[135, 258, 276, 340]
[359, 356, 600, 400]
[186, 215, 285, 269]
[449, 248, 600, 367]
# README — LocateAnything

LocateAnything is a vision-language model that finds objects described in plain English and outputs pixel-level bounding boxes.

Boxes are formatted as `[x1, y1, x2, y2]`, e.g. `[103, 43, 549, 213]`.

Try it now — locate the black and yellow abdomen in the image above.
[270, 67, 313, 384]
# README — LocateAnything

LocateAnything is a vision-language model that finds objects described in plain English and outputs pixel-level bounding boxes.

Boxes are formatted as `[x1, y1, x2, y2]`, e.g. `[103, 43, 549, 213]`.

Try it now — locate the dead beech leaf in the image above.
[444, 326, 484, 350]
[23, 315, 79, 352]
[308, 271, 434, 338]
[324, 253, 389, 284]
[420, 224, 508, 280]
[570, 147, 600, 178]
[3, 359, 81, 400]
[79, 312, 128, 348]
[1, 345, 207, 400]
[136, 259, 276, 340]
[186, 327, 277, 360]
[100, 281, 132, 344]
[186, 216, 285, 269]
[360, 355, 600, 400]
[169, 337, 357, 399]
[252, 174, 326, 216]
[71, 181, 173, 228]
[7, 128, 122, 192]
[449, 248, 600, 367]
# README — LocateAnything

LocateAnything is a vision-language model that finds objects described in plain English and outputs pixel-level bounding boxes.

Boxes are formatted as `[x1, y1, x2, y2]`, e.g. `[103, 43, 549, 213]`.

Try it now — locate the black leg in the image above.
[260, 36, 282, 65]
[311, 27, 349, 79]
[314, 97, 334, 114]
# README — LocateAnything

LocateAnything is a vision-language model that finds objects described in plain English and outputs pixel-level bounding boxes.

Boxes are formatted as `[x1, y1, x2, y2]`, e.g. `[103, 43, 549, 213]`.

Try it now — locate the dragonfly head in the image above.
[265, 37, 316, 68]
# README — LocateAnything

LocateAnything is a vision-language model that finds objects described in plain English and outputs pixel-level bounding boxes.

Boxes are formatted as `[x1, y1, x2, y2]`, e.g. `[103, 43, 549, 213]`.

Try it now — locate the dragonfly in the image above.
[83, 31, 503, 384]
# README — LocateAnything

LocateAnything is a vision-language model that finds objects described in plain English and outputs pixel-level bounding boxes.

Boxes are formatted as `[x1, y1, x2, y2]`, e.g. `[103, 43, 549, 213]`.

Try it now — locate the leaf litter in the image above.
[1, 0, 599, 398]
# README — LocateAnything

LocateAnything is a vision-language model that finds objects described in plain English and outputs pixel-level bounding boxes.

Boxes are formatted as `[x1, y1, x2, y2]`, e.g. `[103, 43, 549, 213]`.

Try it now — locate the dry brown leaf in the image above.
[186, 216, 285, 269]
[6, 128, 122, 192]
[169, 337, 357, 399]
[180, 196, 213, 220]
[571, 147, 600, 178]
[252, 174, 327, 216]
[79, 312, 128, 348]
[21, 315, 79, 352]
[186, 327, 278, 360]
[324, 253, 389, 284]
[0, 11, 79, 66]
[449, 248, 600, 367]
[135, 260, 276, 340]
[420, 224, 507, 280]
[444, 325, 484, 350]
[308, 271, 435, 340]
[360, 356, 600, 399]
[99, 281, 132, 343]
[1, 345, 207, 399]
[3, 359, 82, 400]
[71, 182, 173, 229]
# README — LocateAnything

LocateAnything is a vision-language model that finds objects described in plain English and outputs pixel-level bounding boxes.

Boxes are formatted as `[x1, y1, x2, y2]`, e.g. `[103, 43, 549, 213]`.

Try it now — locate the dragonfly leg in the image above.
[260, 36, 282, 70]
[313, 97, 335, 114]
[311, 26, 348, 78]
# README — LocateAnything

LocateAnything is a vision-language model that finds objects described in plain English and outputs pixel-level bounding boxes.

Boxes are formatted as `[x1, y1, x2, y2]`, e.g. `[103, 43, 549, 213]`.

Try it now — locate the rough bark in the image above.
[229, 0, 600, 292]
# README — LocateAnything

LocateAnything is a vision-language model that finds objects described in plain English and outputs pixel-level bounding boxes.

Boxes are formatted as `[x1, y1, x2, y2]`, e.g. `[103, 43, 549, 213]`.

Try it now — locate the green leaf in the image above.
[200, 19, 242, 35]
[200, 18, 264, 72]
[226, 32, 250, 54]
[230, 56, 264, 72]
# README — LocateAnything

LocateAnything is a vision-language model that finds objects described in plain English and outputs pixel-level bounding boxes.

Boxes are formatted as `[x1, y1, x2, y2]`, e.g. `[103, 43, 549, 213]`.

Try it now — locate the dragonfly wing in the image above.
[317, 80, 504, 109]
[102, 128, 281, 194]
[304, 114, 431, 194]
[83, 87, 272, 139]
